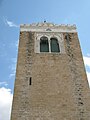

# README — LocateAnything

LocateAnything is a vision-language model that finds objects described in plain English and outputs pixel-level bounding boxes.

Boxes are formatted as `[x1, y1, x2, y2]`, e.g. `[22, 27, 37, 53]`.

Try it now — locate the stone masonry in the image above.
[10, 23, 90, 120]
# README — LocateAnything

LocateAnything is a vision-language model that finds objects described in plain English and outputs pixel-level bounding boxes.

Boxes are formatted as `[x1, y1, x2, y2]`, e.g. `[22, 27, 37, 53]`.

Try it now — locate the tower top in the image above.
[20, 22, 77, 33]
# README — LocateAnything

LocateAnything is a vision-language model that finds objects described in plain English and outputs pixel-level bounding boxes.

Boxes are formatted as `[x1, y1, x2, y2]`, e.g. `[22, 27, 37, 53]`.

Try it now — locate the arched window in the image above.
[50, 38, 60, 52]
[40, 36, 49, 52]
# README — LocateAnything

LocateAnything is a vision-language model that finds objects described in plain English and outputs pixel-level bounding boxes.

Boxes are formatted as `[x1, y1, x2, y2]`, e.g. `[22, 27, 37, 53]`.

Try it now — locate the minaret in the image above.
[11, 23, 90, 120]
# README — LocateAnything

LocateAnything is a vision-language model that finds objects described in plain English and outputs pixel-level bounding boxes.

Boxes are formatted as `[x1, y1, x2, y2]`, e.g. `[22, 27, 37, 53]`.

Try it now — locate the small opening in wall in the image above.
[29, 77, 32, 85]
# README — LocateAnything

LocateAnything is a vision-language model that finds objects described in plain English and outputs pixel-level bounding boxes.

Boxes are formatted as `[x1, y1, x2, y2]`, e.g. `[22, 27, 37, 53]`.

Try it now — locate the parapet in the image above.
[20, 22, 77, 33]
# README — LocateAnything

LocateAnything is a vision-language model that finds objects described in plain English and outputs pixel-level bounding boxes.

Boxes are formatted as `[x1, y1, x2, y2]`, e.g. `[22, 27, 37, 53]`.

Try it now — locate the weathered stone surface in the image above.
[10, 24, 90, 120]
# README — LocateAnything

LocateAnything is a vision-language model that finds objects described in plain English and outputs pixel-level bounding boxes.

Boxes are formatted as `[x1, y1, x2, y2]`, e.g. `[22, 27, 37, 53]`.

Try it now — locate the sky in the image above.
[0, 0, 90, 120]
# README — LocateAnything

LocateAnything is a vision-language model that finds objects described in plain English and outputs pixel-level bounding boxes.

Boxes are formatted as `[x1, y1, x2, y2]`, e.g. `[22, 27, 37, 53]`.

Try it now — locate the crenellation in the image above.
[20, 23, 77, 33]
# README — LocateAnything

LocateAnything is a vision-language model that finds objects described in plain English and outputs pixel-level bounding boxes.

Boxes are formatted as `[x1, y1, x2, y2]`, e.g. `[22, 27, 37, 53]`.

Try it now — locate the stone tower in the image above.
[11, 23, 90, 120]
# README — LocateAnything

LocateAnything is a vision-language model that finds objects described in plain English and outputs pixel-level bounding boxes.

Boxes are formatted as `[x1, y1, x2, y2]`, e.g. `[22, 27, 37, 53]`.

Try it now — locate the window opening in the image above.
[29, 77, 32, 85]
[50, 38, 60, 52]
[40, 36, 49, 52]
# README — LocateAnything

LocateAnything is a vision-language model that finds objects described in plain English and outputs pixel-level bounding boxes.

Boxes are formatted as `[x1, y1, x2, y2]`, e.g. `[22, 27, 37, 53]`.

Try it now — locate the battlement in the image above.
[20, 22, 77, 33]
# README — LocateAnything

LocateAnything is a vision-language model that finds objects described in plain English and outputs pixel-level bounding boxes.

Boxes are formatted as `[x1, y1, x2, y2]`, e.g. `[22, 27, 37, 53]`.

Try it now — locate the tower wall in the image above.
[11, 23, 90, 120]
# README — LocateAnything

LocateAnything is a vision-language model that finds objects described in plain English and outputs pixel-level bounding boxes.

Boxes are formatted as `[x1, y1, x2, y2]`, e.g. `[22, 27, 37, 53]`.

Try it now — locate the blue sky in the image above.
[0, 0, 90, 120]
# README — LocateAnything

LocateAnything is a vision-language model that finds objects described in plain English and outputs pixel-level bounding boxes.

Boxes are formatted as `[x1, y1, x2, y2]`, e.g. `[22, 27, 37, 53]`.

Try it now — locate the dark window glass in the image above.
[50, 38, 60, 52]
[40, 36, 49, 52]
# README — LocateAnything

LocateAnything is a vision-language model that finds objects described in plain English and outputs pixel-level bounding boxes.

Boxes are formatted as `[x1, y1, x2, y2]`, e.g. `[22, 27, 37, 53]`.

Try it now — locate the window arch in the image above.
[40, 36, 49, 52]
[50, 37, 60, 52]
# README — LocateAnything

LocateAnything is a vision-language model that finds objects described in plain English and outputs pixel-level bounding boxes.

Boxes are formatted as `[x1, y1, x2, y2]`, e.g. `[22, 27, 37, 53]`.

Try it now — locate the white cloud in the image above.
[9, 58, 17, 78]
[87, 53, 90, 57]
[0, 87, 13, 120]
[5, 19, 19, 28]
[0, 82, 8, 86]
[15, 39, 19, 49]
[9, 73, 15, 78]
[87, 72, 90, 87]
[83, 56, 90, 67]
[83, 55, 90, 86]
